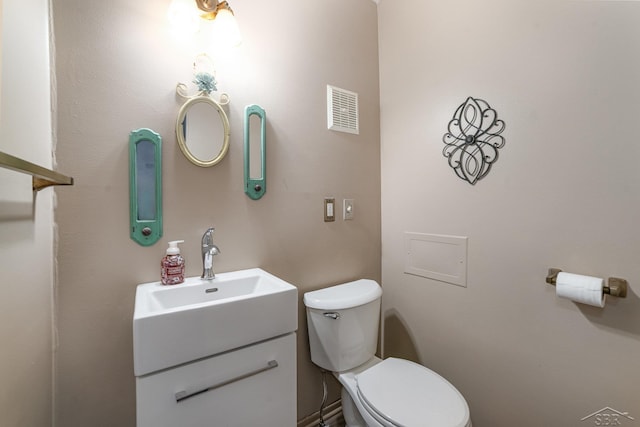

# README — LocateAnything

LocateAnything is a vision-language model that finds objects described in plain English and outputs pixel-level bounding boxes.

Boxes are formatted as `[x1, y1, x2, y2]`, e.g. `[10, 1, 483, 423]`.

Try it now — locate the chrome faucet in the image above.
[201, 227, 220, 280]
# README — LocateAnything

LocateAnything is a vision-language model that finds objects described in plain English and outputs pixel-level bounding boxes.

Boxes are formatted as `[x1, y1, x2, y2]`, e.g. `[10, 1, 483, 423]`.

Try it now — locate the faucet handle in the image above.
[202, 227, 215, 245]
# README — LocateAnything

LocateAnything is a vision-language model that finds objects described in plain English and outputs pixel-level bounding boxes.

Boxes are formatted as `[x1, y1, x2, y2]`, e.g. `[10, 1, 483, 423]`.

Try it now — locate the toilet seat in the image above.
[355, 358, 470, 427]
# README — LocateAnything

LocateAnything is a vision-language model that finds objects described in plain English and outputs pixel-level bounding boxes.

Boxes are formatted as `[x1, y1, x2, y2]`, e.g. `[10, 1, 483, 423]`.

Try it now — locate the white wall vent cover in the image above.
[327, 85, 359, 134]
[404, 232, 468, 287]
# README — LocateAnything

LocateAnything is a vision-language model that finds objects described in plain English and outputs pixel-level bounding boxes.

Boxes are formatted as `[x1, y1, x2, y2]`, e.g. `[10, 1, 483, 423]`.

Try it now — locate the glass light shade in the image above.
[211, 8, 242, 47]
[167, 0, 200, 35]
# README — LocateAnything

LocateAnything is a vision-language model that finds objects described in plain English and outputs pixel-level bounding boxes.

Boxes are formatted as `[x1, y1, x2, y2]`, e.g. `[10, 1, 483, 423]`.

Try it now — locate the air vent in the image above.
[327, 85, 359, 134]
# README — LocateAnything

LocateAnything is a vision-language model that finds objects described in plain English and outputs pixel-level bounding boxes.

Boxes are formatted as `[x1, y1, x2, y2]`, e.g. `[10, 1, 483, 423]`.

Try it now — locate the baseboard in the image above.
[297, 399, 344, 427]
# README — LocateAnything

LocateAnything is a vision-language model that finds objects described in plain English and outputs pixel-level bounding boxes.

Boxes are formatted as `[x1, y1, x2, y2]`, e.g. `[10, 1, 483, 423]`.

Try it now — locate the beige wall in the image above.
[52, 0, 380, 425]
[14, 1, 638, 426]
[0, 0, 55, 426]
[379, 1, 640, 426]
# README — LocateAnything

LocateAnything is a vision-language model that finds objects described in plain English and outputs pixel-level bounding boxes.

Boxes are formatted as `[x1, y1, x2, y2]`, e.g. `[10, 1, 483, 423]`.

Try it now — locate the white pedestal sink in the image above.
[133, 267, 298, 376]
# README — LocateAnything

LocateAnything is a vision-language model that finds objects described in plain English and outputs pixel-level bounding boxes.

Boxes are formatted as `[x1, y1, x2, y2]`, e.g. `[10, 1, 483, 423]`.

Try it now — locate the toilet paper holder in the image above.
[545, 268, 628, 298]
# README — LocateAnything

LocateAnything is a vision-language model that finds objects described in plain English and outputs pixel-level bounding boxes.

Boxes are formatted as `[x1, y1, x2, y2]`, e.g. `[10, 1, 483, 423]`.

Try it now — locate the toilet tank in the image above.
[303, 279, 382, 372]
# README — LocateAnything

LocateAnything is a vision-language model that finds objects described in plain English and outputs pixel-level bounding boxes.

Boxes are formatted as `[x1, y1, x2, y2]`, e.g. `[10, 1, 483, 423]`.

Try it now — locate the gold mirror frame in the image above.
[175, 92, 231, 168]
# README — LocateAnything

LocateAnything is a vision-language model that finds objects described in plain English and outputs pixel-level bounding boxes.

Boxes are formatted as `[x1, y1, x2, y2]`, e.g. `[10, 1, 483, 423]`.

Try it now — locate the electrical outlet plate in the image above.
[324, 198, 335, 222]
[343, 199, 354, 220]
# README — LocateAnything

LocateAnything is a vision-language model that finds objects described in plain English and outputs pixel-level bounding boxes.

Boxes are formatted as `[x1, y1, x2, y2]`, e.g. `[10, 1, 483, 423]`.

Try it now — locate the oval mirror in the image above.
[176, 96, 230, 167]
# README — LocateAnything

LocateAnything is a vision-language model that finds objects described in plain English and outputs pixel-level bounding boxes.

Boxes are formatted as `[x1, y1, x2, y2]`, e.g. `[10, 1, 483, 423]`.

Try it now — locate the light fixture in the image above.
[167, 0, 200, 36]
[169, 0, 242, 47]
[194, 0, 232, 19]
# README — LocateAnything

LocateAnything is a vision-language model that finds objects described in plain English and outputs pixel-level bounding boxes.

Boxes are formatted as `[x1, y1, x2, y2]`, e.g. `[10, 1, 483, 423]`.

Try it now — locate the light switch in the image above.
[324, 198, 335, 222]
[343, 199, 354, 220]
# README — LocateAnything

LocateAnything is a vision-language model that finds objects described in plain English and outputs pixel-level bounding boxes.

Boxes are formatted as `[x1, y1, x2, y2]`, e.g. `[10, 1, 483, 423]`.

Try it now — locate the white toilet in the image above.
[304, 279, 471, 427]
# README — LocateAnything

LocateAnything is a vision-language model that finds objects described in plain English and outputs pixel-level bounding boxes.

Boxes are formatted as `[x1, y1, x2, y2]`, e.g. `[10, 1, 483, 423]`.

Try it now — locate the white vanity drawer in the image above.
[136, 333, 296, 427]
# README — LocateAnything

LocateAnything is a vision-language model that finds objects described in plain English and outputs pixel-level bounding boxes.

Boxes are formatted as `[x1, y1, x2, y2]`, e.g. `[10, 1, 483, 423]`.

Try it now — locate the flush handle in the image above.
[323, 312, 340, 320]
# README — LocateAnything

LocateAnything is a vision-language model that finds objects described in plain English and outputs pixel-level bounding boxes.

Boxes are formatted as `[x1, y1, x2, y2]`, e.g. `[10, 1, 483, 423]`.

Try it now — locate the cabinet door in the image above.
[136, 333, 296, 427]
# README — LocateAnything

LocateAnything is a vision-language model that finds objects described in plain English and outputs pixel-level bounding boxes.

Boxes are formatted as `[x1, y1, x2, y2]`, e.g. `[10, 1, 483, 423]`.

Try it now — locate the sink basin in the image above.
[133, 268, 298, 376]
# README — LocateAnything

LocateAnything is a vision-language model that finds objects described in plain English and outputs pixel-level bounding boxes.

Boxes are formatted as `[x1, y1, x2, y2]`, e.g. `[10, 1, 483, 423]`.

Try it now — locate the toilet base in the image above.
[334, 358, 386, 427]
[342, 387, 367, 427]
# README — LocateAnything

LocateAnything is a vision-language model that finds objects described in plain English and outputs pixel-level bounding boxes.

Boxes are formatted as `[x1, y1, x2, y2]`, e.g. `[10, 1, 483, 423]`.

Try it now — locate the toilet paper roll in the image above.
[556, 272, 605, 308]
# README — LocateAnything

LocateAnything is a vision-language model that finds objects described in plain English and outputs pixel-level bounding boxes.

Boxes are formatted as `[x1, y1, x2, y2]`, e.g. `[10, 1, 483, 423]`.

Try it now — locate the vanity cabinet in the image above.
[136, 333, 296, 427]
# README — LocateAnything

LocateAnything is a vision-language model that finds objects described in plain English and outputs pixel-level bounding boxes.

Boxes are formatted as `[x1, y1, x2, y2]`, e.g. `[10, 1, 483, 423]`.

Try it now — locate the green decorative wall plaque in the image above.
[244, 104, 267, 200]
[129, 128, 162, 246]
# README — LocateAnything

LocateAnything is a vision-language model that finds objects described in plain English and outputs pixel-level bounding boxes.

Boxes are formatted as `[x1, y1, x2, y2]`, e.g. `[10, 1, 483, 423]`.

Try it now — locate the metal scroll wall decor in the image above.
[442, 97, 506, 185]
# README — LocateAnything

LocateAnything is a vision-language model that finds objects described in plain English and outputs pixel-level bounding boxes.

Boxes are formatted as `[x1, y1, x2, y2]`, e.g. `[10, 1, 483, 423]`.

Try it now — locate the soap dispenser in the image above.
[161, 240, 185, 285]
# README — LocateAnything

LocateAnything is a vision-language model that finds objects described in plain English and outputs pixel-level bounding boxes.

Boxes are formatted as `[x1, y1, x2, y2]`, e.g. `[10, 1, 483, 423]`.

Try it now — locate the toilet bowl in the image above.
[304, 279, 471, 427]
[339, 357, 471, 427]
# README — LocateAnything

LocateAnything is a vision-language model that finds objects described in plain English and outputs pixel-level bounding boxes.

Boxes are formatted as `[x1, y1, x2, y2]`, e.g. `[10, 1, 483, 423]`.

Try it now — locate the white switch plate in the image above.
[343, 199, 354, 220]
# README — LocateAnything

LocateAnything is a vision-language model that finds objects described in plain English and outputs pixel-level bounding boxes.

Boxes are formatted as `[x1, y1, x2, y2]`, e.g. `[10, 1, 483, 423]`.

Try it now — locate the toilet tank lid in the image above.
[303, 279, 382, 310]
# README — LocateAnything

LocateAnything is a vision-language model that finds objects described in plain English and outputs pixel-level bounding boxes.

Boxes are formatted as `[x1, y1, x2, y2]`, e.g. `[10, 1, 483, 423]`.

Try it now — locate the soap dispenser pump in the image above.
[161, 240, 185, 285]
